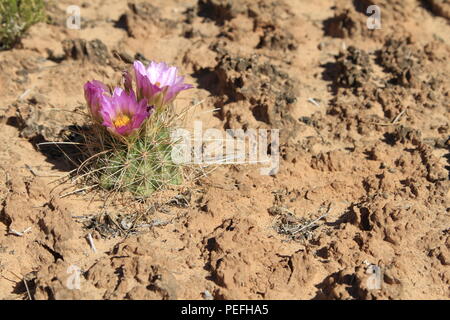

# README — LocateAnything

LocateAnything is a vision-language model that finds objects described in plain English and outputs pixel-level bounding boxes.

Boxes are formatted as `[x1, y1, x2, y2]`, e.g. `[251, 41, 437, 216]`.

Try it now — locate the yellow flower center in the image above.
[113, 114, 131, 128]
[155, 81, 161, 87]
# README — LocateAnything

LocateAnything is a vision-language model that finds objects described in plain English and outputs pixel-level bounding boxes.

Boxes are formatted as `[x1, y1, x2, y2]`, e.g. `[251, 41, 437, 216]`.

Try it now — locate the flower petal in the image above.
[84, 80, 108, 119]
[134, 60, 193, 107]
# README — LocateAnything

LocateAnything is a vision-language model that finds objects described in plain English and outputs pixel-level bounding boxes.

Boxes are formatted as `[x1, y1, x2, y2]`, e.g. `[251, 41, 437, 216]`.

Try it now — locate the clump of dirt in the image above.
[377, 37, 423, 88]
[324, 8, 364, 38]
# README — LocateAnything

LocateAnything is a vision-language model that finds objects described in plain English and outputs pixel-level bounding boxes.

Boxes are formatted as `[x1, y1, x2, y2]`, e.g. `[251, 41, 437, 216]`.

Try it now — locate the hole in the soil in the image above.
[251, 104, 270, 124]
[320, 62, 341, 96]
[359, 207, 372, 231]
[114, 14, 130, 34]
[443, 152, 450, 180]
[192, 68, 221, 96]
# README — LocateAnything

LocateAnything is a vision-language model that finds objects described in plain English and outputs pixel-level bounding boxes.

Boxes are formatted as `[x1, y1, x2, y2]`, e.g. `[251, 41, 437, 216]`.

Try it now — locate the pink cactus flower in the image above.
[133, 60, 193, 108]
[84, 80, 109, 120]
[99, 88, 151, 137]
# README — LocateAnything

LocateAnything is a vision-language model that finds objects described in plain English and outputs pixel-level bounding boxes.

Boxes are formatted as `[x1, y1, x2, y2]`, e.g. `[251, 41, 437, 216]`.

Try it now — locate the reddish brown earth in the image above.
[0, 0, 449, 300]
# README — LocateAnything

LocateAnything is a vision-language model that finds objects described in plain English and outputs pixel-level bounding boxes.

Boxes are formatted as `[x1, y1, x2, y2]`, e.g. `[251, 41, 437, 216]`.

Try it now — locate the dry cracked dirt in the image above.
[0, 0, 449, 300]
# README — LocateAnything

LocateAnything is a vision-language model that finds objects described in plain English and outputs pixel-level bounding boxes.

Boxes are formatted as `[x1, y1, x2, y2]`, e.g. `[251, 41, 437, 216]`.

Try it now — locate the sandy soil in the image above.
[0, 0, 449, 300]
